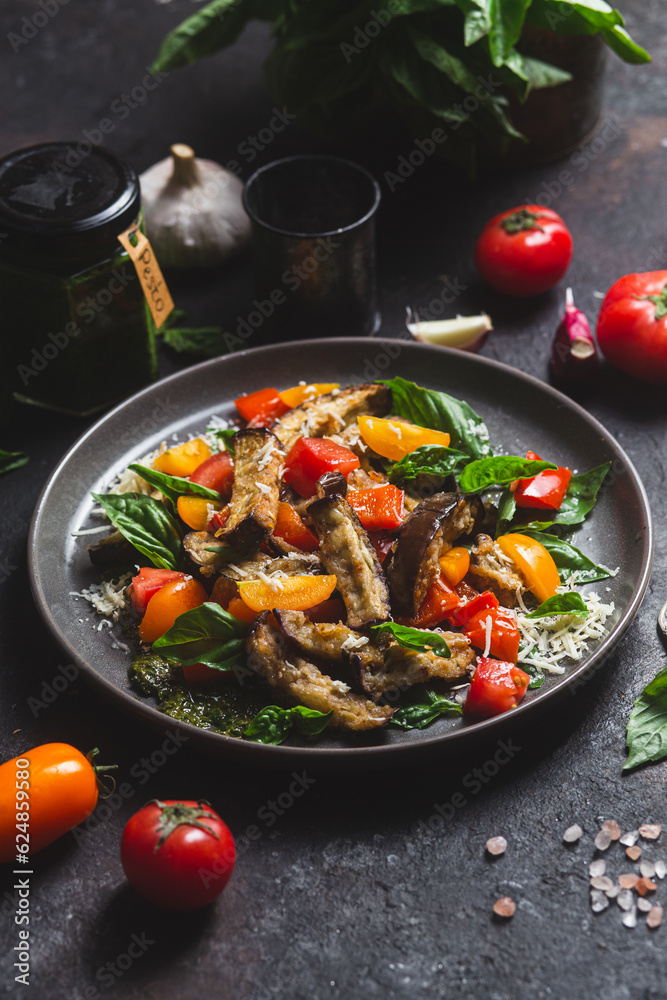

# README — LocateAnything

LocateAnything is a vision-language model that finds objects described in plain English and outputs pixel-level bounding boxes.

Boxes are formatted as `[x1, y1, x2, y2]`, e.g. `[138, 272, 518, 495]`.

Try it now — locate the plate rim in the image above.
[28, 337, 654, 766]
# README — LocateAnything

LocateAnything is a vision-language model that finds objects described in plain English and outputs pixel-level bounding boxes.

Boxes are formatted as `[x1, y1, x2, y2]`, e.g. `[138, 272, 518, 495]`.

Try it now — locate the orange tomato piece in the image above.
[496, 532, 560, 603]
[439, 546, 470, 586]
[237, 574, 337, 612]
[226, 597, 259, 624]
[357, 415, 451, 462]
[153, 439, 211, 478]
[177, 495, 222, 532]
[273, 502, 319, 551]
[139, 577, 208, 643]
[279, 383, 340, 408]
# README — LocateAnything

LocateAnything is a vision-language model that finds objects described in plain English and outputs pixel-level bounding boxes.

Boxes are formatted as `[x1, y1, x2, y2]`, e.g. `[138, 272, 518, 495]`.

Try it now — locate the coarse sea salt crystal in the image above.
[589, 859, 606, 877]
[590, 890, 609, 913]
[563, 824, 583, 843]
[655, 860, 667, 880]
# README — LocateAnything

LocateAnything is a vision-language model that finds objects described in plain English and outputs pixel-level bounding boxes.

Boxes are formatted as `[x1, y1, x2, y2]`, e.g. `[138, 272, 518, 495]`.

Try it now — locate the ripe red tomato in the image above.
[190, 451, 234, 499]
[513, 451, 572, 511]
[463, 657, 530, 719]
[129, 568, 187, 615]
[474, 205, 572, 297]
[283, 437, 360, 498]
[121, 800, 236, 910]
[596, 271, 667, 384]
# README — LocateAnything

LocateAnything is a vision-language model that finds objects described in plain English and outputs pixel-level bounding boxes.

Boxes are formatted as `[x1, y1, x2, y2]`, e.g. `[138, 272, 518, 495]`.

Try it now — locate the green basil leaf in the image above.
[520, 528, 616, 584]
[624, 666, 667, 771]
[525, 593, 588, 618]
[153, 602, 249, 670]
[495, 488, 516, 538]
[520, 55, 573, 89]
[372, 622, 451, 657]
[486, 0, 532, 65]
[526, 461, 611, 530]
[128, 464, 222, 505]
[92, 492, 183, 570]
[458, 456, 556, 493]
[245, 705, 332, 744]
[152, 0, 256, 73]
[0, 448, 28, 476]
[601, 24, 651, 65]
[381, 376, 491, 460]
[211, 428, 237, 455]
[387, 443, 468, 485]
[519, 659, 545, 689]
[389, 687, 462, 730]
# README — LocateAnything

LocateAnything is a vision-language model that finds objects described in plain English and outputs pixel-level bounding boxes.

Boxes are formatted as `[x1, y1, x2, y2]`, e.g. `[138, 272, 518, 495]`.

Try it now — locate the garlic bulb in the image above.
[140, 144, 250, 269]
[406, 308, 493, 352]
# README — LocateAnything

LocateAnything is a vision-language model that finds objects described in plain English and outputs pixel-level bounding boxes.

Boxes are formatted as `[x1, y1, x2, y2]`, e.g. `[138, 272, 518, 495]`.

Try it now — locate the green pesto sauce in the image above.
[129, 653, 267, 739]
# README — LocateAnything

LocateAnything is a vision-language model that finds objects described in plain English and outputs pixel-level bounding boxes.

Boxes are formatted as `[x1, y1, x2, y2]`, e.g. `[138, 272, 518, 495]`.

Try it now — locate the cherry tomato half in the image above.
[475, 204, 572, 297]
[189, 450, 235, 499]
[596, 271, 667, 384]
[463, 657, 530, 719]
[121, 800, 236, 910]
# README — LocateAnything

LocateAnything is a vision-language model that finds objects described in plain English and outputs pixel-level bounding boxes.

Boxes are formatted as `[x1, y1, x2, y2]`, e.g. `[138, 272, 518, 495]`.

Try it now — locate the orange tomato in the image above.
[439, 546, 470, 586]
[496, 532, 560, 603]
[278, 383, 340, 408]
[0, 743, 106, 861]
[139, 577, 208, 642]
[357, 415, 451, 462]
[154, 439, 211, 478]
[238, 574, 337, 612]
[273, 502, 319, 551]
[177, 495, 222, 531]
[226, 597, 259, 624]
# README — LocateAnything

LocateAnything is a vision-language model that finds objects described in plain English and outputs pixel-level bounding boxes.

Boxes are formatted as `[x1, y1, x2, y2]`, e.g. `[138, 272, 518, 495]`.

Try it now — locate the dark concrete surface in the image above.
[1, 2, 667, 998]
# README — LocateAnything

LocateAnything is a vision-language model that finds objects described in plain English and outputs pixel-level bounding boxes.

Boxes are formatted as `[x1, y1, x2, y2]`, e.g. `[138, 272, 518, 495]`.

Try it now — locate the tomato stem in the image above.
[86, 747, 118, 798]
[150, 799, 221, 851]
[637, 283, 667, 320]
[501, 209, 545, 235]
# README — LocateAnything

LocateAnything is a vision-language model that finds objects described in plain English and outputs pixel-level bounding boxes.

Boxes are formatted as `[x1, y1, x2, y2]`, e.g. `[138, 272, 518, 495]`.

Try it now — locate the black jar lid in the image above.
[0, 142, 140, 257]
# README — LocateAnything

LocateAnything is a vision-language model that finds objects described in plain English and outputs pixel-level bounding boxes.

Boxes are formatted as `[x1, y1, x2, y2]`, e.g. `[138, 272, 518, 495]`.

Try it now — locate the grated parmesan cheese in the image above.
[70, 573, 131, 621]
[257, 570, 285, 592]
[255, 481, 271, 495]
[331, 679, 350, 694]
[483, 614, 493, 657]
[512, 591, 615, 674]
[341, 634, 370, 651]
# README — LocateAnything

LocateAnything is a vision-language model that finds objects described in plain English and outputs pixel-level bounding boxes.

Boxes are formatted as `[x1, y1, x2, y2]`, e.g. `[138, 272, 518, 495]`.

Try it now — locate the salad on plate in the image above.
[76, 376, 616, 745]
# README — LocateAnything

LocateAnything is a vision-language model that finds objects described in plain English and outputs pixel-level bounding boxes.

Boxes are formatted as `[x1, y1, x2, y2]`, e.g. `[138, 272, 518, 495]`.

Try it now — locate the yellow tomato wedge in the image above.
[238, 574, 337, 612]
[177, 495, 222, 531]
[496, 533, 560, 603]
[439, 547, 470, 586]
[154, 438, 211, 478]
[278, 383, 340, 408]
[357, 415, 451, 462]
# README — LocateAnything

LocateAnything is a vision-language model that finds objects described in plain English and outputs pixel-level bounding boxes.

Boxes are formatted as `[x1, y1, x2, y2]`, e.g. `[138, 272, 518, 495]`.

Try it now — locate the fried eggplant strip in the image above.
[220, 428, 284, 552]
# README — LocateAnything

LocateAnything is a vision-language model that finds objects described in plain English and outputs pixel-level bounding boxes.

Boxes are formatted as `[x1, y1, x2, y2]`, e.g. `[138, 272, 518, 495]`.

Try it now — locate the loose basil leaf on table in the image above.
[495, 488, 516, 538]
[0, 448, 28, 476]
[128, 463, 222, 505]
[372, 622, 451, 657]
[624, 666, 667, 771]
[92, 492, 183, 570]
[387, 443, 468, 486]
[458, 456, 556, 493]
[245, 705, 333, 745]
[390, 687, 462, 731]
[520, 528, 616, 584]
[525, 593, 588, 619]
[153, 602, 249, 670]
[381, 376, 491, 460]
[524, 461, 611, 530]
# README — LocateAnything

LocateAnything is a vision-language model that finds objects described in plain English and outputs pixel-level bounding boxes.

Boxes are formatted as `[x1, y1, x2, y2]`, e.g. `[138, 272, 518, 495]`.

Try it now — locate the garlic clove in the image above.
[140, 144, 251, 269]
[406, 309, 493, 352]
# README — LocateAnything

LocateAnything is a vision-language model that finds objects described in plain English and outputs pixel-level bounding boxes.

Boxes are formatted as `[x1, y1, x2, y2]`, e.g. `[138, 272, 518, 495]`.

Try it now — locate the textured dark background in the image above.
[1, 1, 667, 998]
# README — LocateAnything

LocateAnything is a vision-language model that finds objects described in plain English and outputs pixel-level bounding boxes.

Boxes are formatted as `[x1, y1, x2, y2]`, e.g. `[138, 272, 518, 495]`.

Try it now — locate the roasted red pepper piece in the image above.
[448, 589, 499, 627]
[346, 484, 404, 531]
[397, 575, 461, 628]
[513, 450, 572, 510]
[273, 502, 319, 551]
[463, 657, 530, 718]
[464, 608, 520, 663]
[283, 437, 360, 499]
[235, 387, 290, 427]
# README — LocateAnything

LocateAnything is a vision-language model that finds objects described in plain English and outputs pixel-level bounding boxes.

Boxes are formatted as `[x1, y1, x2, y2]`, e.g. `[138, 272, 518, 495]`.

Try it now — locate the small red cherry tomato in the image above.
[463, 657, 530, 719]
[475, 204, 572, 297]
[121, 799, 236, 911]
[596, 271, 667, 384]
[189, 451, 234, 499]
[283, 437, 360, 498]
[235, 388, 290, 426]
[513, 451, 572, 510]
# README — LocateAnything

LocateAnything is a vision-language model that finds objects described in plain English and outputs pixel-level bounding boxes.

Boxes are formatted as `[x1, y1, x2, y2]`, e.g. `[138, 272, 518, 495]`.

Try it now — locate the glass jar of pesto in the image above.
[0, 143, 158, 416]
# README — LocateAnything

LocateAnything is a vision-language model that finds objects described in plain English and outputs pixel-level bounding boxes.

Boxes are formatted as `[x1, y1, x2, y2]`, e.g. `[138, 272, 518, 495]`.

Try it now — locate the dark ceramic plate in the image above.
[29, 339, 653, 768]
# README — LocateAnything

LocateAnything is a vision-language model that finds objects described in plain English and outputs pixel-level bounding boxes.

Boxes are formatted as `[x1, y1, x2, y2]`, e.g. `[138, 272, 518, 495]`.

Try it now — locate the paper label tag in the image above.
[117, 224, 174, 329]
